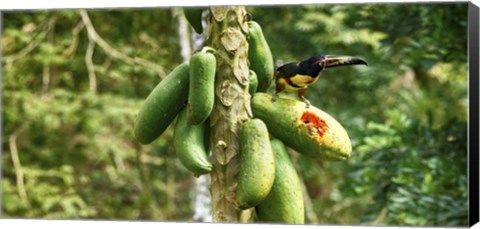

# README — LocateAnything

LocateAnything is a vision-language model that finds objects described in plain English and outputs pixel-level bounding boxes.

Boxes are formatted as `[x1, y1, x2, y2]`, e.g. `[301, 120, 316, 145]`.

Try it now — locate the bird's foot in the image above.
[272, 93, 278, 102]
[302, 98, 311, 109]
[298, 88, 310, 108]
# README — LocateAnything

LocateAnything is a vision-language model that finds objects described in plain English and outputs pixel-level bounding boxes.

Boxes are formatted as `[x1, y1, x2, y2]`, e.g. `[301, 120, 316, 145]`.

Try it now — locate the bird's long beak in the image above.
[320, 55, 368, 69]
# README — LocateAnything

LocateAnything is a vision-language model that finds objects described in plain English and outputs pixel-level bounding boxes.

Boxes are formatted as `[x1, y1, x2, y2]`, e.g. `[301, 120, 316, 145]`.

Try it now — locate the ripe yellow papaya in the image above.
[134, 63, 190, 145]
[236, 119, 275, 209]
[251, 93, 352, 161]
[256, 138, 304, 224]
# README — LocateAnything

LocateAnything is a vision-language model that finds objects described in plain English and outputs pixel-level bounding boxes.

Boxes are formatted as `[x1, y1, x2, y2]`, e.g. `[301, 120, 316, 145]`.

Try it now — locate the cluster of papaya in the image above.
[134, 8, 352, 225]
[133, 44, 216, 175]
[236, 93, 353, 224]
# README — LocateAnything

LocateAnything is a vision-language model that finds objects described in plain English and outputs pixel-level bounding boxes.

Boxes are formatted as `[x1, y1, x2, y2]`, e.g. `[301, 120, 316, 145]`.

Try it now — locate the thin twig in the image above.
[323, 198, 354, 216]
[101, 55, 112, 70]
[63, 20, 85, 57]
[139, 154, 164, 166]
[301, 180, 320, 224]
[372, 207, 388, 225]
[9, 122, 31, 208]
[79, 10, 166, 79]
[42, 18, 56, 95]
[3, 16, 57, 66]
[85, 38, 97, 93]
[42, 64, 51, 95]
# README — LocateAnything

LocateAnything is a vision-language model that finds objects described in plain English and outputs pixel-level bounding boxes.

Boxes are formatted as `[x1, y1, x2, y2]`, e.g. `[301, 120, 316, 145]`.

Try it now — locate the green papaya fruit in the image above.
[248, 69, 258, 96]
[256, 138, 304, 224]
[187, 47, 216, 125]
[236, 119, 275, 209]
[247, 21, 274, 92]
[173, 108, 212, 175]
[251, 93, 352, 161]
[184, 8, 203, 34]
[134, 63, 189, 145]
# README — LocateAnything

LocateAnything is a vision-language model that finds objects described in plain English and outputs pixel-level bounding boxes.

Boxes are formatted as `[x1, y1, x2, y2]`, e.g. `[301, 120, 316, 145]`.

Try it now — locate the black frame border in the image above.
[468, 2, 479, 227]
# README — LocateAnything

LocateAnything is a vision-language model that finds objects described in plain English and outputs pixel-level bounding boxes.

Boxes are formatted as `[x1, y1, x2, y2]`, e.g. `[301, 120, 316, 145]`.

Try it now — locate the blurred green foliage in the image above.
[2, 3, 469, 226]
[2, 9, 193, 220]
[251, 3, 468, 226]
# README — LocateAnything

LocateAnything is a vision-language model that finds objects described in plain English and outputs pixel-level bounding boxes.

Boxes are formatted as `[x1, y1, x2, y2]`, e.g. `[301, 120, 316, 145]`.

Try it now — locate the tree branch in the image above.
[79, 10, 167, 79]
[42, 18, 56, 95]
[42, 63, 51, 95]
[3, 16, 56, 67]
[85, 38, 97, 93]
[301, 179, 320, 224]
[9, 122, 31, 207]
[63, 20, 85, 57]
[324, 198, 354, 217]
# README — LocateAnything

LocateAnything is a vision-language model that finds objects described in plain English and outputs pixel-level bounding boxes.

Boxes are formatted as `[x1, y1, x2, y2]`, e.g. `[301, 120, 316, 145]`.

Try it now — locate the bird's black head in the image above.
[298, 55, 328, 76]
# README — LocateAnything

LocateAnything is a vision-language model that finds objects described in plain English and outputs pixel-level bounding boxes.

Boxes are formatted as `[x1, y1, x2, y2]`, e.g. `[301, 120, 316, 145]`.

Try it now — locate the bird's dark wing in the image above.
[275, 62, 300, 79]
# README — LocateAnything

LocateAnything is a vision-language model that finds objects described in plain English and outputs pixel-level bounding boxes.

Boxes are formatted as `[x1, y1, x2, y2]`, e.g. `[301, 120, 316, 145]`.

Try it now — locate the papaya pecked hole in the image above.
[300, 111, 329, 141]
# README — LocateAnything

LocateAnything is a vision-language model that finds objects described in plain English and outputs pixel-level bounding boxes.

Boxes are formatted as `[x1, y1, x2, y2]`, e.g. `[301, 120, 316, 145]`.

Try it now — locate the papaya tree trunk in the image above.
[207, 6, 253, 223]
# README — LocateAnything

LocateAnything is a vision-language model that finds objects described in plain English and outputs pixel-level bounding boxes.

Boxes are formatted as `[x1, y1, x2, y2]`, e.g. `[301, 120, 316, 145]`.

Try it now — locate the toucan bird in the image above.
[274, 55, 368, 108]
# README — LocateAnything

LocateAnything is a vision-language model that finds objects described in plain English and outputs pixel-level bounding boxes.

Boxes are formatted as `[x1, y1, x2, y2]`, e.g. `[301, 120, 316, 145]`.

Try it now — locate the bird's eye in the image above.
[314, 58, 327, 66]
[319, 60, 327, 69]
[312, 60, 322, 66]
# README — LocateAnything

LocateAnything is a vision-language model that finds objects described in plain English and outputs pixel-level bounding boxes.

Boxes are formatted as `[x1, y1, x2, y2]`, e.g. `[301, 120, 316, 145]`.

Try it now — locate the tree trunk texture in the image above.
[207, 6, 253, 223]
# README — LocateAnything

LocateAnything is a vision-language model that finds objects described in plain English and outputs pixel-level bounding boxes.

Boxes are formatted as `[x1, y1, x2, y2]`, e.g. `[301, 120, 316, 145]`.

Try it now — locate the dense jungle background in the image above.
[1, 3, 469, 226]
